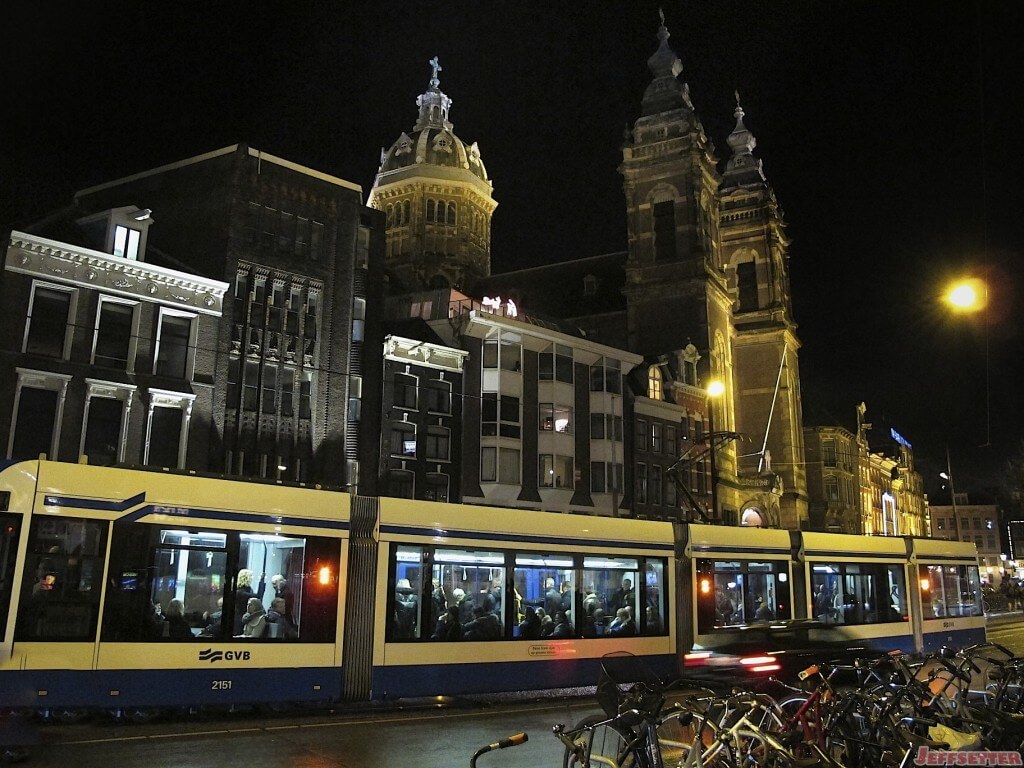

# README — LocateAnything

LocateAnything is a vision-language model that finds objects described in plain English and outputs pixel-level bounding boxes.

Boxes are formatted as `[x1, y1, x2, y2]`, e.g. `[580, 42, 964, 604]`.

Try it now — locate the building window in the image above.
[154, 310, 196, 379]
[481, 447, 520, 484]
[539, 343, 573, 383]
[590, 413, 624, 442]
[825, 476, 840, 502]
[822, 439, 837, 468]
[426, 199, 436, 223]
[590, 357, 621, 394]
[393, 373, 418, 409]
[650, 465, 663, 505]
[113, 225, 141, 260]
[737, 261, 758, 312]
[591, 461, 606, 493]
[389, 470, 415, 499]
[648, 365, 663, 400]
[8, 369, 73, 461]
[144, 390, 195, 469]
[635, 463, 648, 504]
[635, 419, 648, 451]
[653, 200, 676, 262]
[539, 403, 573, 433]
[425, 426, 450, 461]
[651, 423, 663, 452]
[446, 201, 456, 226]
[539, 455, 573, 489]
[664, 473, 677, 507]
[665, 425, 677, 456]
[80, 381, 135, 466]
[93, 297, 138, 370]
[390, 422, 416, 457]
[24, 283, 74, 359]
[352, 298, 366, 343]
[424, 473, 449, 502]
[483, 338, 521, 372]
[482, 393, 520, 438]
[423, 379, 452, 414]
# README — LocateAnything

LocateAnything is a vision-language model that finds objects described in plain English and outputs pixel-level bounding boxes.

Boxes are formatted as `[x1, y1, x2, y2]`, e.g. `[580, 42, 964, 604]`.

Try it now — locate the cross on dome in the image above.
[429, 56, 442, 90]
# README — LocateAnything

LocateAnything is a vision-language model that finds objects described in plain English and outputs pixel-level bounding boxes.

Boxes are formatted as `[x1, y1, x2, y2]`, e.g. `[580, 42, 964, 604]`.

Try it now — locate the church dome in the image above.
[376, 57, 490, 184]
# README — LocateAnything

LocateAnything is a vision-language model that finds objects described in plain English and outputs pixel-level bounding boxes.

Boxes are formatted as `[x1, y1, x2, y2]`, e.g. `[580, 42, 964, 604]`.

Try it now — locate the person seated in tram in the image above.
[266, 597, 298, 639]
[644, 606, 663, 634]
[608, 608, 636, 636]
[164, 598, 193, 640]
[237, 597, 267, 639]
[550, 611, 573, 638]
[431, 605, 463, 641]
[517, 606, 542, 640]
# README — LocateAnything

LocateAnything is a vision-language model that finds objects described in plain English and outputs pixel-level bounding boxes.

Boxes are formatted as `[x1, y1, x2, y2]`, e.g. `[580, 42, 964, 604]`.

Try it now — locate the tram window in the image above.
[582, 556, 639, 637]
[102, 524, 338, 642]
[0, 514, 21, 640]
[393, 545, 426, 640]
[920, 564, 983, 619]
[394, 545, 507, 641]
[513, 553, 575, 638]
[696, 560, 789, 633]
[15, 516, 107, 641]
[811, 563, 907, 625]
[642, 559, 667, 636]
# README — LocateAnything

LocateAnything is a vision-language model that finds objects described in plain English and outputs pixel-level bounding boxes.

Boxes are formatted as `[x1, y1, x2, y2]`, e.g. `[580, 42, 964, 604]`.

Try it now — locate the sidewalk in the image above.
[986, 610, 1024, 626]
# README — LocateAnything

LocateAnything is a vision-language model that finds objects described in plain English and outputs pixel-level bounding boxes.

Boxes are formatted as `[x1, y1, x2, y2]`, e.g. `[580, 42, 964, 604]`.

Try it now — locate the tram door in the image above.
[0, 513, 21, 648]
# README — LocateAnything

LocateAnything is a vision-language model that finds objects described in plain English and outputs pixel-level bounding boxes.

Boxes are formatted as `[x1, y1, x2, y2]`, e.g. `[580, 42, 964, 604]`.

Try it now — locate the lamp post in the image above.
[944, 277, 991, 447]
[706, 380, 725, 521]
[940, 445, 961, 544]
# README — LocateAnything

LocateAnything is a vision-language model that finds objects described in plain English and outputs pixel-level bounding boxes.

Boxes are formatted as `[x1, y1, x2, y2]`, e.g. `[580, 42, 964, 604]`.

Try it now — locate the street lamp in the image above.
[706, 380, 725, 521]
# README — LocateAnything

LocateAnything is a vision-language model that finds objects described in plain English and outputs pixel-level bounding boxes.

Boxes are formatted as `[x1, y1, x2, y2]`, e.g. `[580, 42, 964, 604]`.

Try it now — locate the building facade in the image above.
[2, 216, 228, 469]
[3, 145, 385, 490]
[930, 495, 1002, 584]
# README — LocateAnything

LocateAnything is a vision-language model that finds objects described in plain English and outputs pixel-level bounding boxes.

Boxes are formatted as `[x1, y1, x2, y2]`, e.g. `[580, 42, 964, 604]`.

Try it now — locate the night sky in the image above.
[3, 2, 1021, 496]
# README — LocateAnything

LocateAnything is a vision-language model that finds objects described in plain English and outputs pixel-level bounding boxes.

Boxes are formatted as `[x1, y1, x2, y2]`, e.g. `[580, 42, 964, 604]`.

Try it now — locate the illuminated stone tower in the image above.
[368, 57, 497, 292]
[719, 96, 808, 530]
[621, 17, 808, 528]
[619, 17, 742, 520]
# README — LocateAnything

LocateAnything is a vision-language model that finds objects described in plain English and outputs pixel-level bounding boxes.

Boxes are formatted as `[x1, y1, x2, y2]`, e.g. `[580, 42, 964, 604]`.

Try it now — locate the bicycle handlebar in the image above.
[470, 733, 528, 767]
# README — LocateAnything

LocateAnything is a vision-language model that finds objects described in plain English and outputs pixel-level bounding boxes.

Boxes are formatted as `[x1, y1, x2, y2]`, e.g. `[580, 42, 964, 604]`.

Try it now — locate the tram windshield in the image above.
[919, 564, 983, 618]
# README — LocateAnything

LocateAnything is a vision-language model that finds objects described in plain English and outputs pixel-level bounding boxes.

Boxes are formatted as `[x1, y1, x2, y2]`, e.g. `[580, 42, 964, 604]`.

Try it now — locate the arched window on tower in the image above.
[653, 200, 676, 261]
[648, 365, 663, 401]
[446, 201, 456, 226]
[737, 261, 758, 312]
[386, 205, 394, 228]
[403, 200, 411, 225]
[426, 199, 435, 223]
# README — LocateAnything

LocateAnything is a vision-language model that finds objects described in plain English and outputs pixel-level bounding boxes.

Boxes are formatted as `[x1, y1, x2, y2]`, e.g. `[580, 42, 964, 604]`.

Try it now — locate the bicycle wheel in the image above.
[657, 708, 731, 768]
[562, 714, 640, 768]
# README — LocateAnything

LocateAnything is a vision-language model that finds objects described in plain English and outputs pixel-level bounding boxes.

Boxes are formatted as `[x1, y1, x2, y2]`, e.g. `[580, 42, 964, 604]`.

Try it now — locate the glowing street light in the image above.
[945, 278, 987, 313]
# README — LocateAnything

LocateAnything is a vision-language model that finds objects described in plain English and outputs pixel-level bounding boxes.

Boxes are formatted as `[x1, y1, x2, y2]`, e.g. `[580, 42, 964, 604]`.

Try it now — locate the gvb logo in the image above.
[199, 649, 251, 663]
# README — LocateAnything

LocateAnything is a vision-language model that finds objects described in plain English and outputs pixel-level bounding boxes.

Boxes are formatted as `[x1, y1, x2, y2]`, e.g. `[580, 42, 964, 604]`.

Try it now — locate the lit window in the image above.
[539, 455, 573, 489]
[113, 225, 141, 260]
[648, 365, 663, 400]
[389, 422, 416, 457]
[539, 403, 573, 433]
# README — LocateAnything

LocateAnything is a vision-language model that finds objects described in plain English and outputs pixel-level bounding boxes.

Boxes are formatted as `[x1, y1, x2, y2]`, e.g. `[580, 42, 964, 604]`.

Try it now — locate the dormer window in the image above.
[113, 225, 141, 260]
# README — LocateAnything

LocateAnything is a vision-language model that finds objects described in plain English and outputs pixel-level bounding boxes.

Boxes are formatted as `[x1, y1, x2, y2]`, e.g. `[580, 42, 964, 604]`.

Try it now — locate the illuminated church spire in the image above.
[414, 56, 454, 132]
[641, 10, 693, 117]
[721, 91, 766, 189]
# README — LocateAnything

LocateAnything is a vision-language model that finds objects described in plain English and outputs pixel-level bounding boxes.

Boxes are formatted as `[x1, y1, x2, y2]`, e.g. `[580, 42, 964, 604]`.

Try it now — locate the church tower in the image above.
[368, 58, 497, 292]
[619, 17, 741, 520]
[719, 96, 808, 530]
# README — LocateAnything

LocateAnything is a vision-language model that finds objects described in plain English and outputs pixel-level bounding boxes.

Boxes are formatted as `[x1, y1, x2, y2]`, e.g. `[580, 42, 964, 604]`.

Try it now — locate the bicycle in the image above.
[553, 652, 675, 768]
